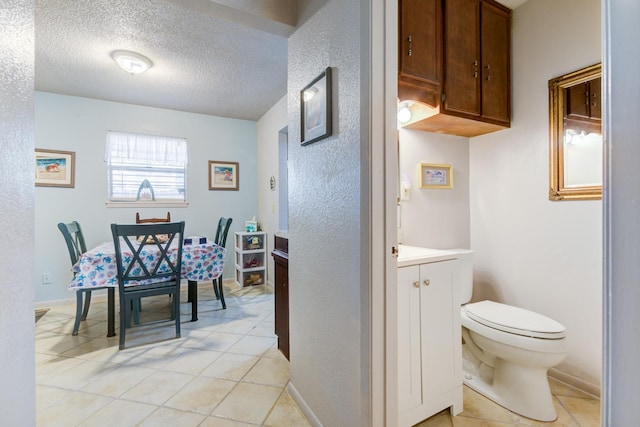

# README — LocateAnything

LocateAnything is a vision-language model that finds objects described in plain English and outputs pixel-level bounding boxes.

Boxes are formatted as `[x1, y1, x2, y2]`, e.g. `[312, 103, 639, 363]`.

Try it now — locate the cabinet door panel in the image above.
[399, 0, 441, 85]
[397, 266, 423, 414]
[480, 1, 511, 124]
[444, 0, 481, 117]
[419, 261, 459, 398]
[589, 77, 602, 119]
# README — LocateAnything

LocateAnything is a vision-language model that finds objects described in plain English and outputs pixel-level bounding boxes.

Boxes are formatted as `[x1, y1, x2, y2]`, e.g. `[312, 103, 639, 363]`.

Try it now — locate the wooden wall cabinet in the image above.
[399, 0, 511, 137]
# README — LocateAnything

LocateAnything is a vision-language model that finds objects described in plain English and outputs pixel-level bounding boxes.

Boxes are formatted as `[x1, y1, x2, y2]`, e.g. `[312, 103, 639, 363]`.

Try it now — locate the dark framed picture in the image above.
[35, 148, 75, 188]
[208, 160, 239, 191]
[300, 67, 332, 146]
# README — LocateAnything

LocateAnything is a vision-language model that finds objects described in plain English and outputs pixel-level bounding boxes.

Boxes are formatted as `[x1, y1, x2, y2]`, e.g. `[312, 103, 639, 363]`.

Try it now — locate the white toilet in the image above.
[456, 250, 568, 422]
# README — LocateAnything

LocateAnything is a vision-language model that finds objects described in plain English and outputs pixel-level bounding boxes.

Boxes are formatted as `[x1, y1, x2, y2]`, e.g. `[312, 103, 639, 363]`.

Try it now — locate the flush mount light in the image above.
[111, 50, 153, 75]
[397, 101, 413, 124]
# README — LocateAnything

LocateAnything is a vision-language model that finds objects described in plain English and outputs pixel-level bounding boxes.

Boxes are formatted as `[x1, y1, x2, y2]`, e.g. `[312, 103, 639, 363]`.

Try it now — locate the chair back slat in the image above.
[111, 222, 185, 290]
[57, 221, 87, 266]
[215, 217, 233, 248]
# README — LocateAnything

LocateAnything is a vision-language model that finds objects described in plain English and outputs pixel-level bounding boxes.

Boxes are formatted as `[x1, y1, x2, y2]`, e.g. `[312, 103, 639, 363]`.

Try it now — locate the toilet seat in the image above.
[464, 300, 565, 339]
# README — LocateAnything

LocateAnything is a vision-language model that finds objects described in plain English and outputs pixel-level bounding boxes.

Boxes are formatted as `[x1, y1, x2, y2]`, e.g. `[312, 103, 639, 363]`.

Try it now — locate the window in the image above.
[105, 131, 188, 203]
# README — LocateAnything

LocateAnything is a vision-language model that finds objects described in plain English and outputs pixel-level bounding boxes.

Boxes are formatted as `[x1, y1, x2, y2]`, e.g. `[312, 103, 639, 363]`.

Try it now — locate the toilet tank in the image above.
[452, 249, 474, 305]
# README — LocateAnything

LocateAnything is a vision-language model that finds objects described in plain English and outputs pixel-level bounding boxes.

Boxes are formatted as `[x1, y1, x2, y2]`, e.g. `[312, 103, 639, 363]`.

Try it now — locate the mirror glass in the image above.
[549, 63, 602, 200]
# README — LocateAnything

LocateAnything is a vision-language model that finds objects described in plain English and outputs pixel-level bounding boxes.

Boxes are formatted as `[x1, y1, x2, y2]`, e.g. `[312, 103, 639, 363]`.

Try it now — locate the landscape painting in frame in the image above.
[209, 160, 239, 191]
[35, 149, 75, 188]
[419, 163, 453, 189]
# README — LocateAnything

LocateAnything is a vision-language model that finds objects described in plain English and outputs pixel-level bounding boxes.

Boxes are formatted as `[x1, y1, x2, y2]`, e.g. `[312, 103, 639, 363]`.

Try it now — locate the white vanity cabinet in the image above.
[397, 257, 462, 426]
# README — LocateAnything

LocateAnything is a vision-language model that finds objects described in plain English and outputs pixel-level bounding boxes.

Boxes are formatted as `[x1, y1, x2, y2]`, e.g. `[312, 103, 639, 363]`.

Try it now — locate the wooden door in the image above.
[480, 0, 511, 124]
[443, 0, 481, 117]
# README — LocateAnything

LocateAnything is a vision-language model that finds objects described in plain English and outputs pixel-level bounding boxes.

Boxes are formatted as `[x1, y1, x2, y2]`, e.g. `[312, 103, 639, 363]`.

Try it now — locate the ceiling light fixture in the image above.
[111, 50, 153, 75]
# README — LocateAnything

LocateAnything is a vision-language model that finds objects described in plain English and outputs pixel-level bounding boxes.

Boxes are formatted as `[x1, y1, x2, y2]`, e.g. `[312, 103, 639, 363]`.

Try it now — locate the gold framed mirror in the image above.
[549, 63, 602, 201]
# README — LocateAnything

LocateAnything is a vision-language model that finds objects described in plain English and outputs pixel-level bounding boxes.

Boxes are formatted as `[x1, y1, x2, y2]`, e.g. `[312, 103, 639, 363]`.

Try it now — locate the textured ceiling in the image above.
[35, 0, 291, 121]
[35, 0, 526, 122]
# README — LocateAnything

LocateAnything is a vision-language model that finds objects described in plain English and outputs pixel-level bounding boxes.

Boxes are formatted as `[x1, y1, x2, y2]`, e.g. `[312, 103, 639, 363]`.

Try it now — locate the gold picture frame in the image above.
[35, 148, 75, 188]
[549, 63, 602, 201]
[419, 163, 452, 189]
[208, 160, 239, 191]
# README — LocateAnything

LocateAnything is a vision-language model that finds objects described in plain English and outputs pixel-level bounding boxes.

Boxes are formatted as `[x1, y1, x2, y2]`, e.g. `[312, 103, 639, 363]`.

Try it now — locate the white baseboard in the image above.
[549, 368, 600, 398]
[287, 382, 323, 427]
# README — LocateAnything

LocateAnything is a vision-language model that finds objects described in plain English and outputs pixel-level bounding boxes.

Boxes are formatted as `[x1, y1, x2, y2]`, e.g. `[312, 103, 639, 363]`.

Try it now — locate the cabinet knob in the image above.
[423, 279, 430, 286]
[413, 281, 420, 288]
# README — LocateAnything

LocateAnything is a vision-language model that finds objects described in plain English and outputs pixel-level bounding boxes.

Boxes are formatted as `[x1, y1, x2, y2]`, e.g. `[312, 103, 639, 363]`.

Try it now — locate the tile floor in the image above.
[36, 282, 601, 427]
[36, 282, 311, 427]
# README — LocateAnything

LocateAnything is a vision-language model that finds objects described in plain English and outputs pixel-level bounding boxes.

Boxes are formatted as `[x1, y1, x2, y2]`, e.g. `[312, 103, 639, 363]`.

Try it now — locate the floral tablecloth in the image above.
[68, 239, 227, 290]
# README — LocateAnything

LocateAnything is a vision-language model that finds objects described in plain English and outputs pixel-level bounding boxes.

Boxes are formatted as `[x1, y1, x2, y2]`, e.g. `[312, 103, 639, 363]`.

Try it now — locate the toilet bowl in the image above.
[454, 250, 568, 422]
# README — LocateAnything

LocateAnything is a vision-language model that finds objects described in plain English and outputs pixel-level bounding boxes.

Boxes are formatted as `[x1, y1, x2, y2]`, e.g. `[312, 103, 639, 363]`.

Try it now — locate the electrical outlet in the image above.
[42, 273, 52, 285]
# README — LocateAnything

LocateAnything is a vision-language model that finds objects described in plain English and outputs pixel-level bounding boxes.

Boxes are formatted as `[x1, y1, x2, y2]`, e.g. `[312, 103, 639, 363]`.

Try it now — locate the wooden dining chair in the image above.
[111, 221, 185, 350]
[135, 211, 171, 223]
[213, 217, 233, 309]
[58, 221, 113, 335]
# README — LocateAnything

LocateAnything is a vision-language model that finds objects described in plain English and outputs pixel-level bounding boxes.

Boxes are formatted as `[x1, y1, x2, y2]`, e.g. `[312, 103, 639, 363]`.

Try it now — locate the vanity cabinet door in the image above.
[398, 265, 423, 415]
[397, 260, 462, 426]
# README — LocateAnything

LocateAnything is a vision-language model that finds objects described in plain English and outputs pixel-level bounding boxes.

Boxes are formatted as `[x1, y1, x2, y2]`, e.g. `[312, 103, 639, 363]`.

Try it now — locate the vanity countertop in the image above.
[397, 245, 458, 267]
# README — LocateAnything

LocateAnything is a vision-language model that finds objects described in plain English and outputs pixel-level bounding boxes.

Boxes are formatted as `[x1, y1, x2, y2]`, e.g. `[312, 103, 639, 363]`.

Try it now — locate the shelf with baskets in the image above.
[234, 231, 267, 287]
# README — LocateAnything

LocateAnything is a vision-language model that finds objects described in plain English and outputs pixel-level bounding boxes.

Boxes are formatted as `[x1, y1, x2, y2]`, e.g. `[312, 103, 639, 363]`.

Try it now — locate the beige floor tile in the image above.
[36, 390, 112, 427]
[200, 352, 260, 381]
[227, 335, 276, 357]
[212, 382, 282, 424]
[556, 396, 601, 427]
[243, 356, 290, 387]
[138, 406, 207, 427]
[36, 385, 73, 411]
[120, 370, 194, 405]
[77, 398, 158, 427]
[263, 390, 312, 427]
[42, 359, 118, 390]
[458, 386, 518, 423]
[199, 416, 256, 427]
[217, 318, 262, 335]
[195, 331, 245, 352]
[180, 315, 227, 332]
[451, 416, 516, 426]
[164, 376, 236, 414]
[262, 347, 289, 361]
[122, 343, 185, 370]
[549, 378, 598, 400]
[81, 364, 156, 397]
[513, 396, 579, 426]
[36, 355, 86, 383]
[161, 347, 223, 375]
[35, 333, 93, 355]
[416, 409, 453, 427]
[248, 320, 277, 338]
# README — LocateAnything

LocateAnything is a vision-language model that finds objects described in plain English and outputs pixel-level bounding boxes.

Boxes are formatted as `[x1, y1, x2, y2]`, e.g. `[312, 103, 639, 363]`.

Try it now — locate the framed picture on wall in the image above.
[419, 163, 453, 189]
[300, 67, 332, 146]
[208, 160, 239, 190]
[35, 149, 75, 188]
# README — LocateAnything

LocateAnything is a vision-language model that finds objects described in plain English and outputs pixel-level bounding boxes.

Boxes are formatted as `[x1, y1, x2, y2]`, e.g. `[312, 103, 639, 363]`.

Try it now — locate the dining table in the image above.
[68, 237, 227, 337]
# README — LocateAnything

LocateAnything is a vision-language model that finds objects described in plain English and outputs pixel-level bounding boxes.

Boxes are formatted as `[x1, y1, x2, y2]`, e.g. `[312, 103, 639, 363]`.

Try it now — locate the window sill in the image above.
[105, 201, 189, 208]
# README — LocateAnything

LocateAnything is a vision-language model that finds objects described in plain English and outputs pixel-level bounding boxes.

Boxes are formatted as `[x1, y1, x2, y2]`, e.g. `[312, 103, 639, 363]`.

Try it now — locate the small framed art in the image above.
[300, 67, 332, 146]
[419, 163, 453, 189]
[209, 160, 239, 191]
[35, 149, 75, 188]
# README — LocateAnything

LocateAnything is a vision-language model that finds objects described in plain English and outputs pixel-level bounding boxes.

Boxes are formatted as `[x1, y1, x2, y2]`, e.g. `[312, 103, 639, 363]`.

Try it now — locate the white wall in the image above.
[398, 130, 470, 249]
[257, 95, 288, 283]
[287, 0, 367, 425]
[469, 0, 602, 392]
[35, 92, 259, 303]
[0, 0, 36, 424]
